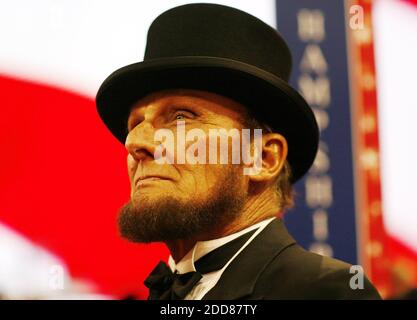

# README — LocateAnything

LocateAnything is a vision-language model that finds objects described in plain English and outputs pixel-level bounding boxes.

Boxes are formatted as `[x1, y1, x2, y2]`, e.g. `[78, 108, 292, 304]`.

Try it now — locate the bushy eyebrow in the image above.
[126, 109, 144, 132]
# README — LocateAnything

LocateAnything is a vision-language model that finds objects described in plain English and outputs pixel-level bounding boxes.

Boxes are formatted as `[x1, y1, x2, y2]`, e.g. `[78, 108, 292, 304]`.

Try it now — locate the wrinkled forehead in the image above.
[129, 89, 249, 121]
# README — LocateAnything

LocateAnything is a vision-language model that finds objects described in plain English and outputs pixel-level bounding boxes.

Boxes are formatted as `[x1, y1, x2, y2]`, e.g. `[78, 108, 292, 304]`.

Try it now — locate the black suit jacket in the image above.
[202, 218, 381, 300]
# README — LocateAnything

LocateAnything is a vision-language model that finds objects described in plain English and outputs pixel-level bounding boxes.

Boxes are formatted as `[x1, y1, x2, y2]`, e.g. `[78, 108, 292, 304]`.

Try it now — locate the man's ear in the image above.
[247, 133, 288, 183]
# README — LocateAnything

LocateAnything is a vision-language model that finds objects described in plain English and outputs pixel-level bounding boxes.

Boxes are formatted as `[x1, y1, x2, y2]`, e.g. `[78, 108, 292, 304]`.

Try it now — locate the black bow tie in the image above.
[144, 229, 257, 300]
[144, 261, 202, 300]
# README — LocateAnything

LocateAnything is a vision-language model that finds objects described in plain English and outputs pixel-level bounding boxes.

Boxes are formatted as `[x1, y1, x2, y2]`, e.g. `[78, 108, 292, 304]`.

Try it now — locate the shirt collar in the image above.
[168, 217, 276, 274]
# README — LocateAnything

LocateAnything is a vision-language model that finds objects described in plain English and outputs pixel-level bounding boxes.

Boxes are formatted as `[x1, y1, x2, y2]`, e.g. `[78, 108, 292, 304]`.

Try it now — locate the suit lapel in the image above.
[202, 218, 296, 300]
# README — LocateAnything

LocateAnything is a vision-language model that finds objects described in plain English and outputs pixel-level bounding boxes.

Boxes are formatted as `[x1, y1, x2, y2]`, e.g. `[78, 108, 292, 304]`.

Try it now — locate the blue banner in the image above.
[276, 0, 358, 264]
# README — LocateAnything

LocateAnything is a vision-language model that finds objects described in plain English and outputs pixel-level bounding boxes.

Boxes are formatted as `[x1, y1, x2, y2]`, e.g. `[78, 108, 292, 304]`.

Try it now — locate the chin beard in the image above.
[117, 169, 246, 243]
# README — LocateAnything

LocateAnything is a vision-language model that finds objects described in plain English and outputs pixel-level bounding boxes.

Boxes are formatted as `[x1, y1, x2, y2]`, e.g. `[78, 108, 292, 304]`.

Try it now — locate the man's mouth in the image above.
[135, 176, 170, 188]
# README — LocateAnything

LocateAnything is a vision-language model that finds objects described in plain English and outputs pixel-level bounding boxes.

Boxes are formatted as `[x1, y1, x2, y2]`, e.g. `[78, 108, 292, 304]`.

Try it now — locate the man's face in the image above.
[118, 89, 250, 243]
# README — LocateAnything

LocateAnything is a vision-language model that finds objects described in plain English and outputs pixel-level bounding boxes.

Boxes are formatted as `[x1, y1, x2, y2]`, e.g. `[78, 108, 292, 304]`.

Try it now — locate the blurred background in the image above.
[0, 0, 416, 299]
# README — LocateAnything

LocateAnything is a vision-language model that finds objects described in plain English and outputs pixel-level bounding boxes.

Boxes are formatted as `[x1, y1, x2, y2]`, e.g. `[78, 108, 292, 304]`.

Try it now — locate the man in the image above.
[96, 3, 381, 300]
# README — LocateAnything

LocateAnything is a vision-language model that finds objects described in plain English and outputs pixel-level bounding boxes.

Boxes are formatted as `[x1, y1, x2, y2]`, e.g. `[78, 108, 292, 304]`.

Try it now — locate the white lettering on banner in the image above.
[305, 175, 333, 208]
[310, 142, 330, 173]
[312, 109, 329, 131]
[312, 209, 329, 241]
[298, 75, 331, 107]
[300, 44, 328, 73]
[296, 9, 333, 256]
[297, 9, 325, 42]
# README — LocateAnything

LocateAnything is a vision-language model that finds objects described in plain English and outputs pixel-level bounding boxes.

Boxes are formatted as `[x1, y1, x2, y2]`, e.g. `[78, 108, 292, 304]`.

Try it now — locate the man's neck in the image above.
[165, 190, 279, 263]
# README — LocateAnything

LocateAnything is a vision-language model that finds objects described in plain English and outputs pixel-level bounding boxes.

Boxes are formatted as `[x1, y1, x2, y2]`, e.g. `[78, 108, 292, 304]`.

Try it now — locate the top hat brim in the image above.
[96, 56, 319, 183]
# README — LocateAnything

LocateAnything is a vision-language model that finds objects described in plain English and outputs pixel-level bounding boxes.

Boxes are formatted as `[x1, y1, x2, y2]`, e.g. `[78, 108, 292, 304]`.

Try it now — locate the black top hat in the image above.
[96, 3, 319, 183]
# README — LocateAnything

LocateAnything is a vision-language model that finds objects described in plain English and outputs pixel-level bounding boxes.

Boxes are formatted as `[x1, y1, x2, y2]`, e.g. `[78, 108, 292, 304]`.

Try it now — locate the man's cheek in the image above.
[198, 164, 221, 189]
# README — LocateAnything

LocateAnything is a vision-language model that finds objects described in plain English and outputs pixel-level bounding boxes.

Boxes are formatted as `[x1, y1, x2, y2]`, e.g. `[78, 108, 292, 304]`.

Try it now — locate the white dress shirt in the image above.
[167, 217, 276, 300]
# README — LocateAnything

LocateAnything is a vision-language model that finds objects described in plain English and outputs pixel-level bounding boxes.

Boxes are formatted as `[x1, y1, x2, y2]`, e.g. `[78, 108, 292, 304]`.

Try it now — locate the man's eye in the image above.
[172, 110, 195, 121]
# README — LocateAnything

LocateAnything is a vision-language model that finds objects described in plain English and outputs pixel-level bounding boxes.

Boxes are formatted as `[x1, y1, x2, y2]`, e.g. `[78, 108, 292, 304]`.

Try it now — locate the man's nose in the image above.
[125, 122, 157, 162]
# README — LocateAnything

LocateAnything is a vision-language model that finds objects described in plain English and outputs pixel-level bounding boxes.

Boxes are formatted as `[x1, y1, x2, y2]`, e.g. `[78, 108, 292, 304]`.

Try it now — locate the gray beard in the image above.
[118, 170, 246, 243]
